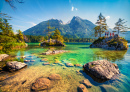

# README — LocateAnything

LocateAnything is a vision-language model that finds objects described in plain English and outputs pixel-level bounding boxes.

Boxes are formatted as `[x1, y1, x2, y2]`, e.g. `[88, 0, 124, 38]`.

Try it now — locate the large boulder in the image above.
[83, 60, 119, 80]
[6, 61, 27, 71]
[48, 74, 62, 80]
[0, 54, 9, 61]
[31, 78, 51, 91]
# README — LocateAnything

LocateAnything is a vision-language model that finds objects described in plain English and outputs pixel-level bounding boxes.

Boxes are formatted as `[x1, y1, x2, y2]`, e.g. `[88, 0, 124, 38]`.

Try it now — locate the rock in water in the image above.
[78, 84, 88, 92]
[81, 79, 92, 88]
[0, 54, 9, 61]
[48, 74, 62, 80]
[41, 39, 65, 46]
[65, 63, 74, 67]
[43, 62, 50, 65]
[6, 61, 27, 71]
[74, 64, 82, 67]
[83, 60, 119, 80]
[31, 78, 50, 91]
[42, 50, 68, 55]
[90, 35, 128, 50]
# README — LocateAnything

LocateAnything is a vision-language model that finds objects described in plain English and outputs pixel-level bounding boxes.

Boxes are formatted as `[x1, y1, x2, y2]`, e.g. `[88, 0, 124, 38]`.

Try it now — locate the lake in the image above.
[0, 42, 130, 92]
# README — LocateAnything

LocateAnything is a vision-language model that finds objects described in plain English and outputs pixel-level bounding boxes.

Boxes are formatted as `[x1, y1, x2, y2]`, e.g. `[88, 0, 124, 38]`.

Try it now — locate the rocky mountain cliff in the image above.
[23, 16, 96, 38]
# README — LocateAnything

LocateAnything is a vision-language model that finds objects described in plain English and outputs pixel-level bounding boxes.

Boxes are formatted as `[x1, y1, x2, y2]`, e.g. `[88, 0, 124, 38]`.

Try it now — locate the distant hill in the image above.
[23, 16, 96, 38]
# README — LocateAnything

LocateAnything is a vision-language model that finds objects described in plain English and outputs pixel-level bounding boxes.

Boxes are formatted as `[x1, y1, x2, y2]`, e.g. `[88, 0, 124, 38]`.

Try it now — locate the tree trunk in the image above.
[118, 30, 119, 35]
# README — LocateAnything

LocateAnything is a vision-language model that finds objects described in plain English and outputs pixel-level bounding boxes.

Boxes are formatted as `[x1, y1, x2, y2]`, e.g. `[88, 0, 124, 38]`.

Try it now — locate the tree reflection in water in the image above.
[93, 50, 127, 62]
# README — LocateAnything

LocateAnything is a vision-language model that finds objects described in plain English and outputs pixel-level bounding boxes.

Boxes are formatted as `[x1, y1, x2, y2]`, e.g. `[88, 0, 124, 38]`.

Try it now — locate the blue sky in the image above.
[0, 0, 130, 32]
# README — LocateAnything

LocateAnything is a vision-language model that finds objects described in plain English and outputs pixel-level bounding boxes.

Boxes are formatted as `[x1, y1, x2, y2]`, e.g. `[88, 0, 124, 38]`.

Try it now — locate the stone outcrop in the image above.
[0, 54, 9, 61]
[48, 74, 62, 80]
[42, 50, 68, 55]
[41, 39, 65, 46]
[74, 64, 82, 67]
[23, 34, 29, 42]
[90, 34, 128, 50]
[6, 61, 27, 71]
[78, 84, 88, 92]
[81, 79, 92, 88]
[43, 62, 50, 65]
[83, 60, 119, 80]
[31, 78, 51, 91]
[65, 63, 74, 67]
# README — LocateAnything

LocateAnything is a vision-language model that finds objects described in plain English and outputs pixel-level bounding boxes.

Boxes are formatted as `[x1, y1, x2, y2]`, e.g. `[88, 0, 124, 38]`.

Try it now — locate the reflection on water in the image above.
[93, 50, 127, 62]
[0, 43, 130, 92]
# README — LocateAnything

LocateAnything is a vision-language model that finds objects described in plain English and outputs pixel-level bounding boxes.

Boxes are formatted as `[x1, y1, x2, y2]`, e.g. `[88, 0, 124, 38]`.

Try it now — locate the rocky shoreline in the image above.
[90, 34, 128, 50]
[0, 52, 120, 92]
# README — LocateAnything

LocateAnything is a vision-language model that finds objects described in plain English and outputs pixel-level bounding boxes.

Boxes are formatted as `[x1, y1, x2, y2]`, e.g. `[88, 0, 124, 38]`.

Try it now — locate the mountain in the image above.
[23, 16, 96, 38]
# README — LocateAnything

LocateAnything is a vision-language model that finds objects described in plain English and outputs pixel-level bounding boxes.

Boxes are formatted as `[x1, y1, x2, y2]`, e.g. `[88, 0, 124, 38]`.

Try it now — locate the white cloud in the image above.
[27, 22, 37, 26]
[71, 6, 74, 11]
[105, 16, 110, 20]
[71, 6, 78, 11]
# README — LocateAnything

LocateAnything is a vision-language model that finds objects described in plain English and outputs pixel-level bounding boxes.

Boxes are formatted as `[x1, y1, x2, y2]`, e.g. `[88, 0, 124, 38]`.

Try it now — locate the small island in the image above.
[90, 34, 128, 50]
[40, 28, 65, 46]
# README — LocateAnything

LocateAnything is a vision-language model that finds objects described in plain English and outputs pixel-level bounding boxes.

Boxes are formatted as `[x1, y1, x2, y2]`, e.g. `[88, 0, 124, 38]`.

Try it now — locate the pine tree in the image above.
[113, 18, 130, 35]
[17, 30, 24, 41]
[44, 21, 55, 40]
[53, 28, 64, 43]
[94, 13, 108, 37]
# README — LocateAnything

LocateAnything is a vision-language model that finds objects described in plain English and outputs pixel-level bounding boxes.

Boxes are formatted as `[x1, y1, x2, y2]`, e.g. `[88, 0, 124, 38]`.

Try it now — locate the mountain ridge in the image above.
[23, 16, 96, 38]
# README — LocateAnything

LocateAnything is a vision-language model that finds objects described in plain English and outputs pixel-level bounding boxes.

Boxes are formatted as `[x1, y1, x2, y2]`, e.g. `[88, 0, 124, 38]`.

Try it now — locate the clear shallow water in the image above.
[0, 42, 130, 92]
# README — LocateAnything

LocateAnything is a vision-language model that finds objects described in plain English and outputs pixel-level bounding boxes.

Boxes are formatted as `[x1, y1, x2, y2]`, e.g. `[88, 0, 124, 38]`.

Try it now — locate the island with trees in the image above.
[90, 13, 129, 50]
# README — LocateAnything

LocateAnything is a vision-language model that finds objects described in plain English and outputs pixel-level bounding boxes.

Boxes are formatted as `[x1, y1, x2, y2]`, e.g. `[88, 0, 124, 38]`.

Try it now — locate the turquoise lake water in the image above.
[0, 42, 130, 92]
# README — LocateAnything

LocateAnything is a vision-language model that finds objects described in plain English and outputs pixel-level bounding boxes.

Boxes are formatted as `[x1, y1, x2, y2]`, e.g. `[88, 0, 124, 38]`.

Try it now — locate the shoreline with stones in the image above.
[0, 52, 120, 92]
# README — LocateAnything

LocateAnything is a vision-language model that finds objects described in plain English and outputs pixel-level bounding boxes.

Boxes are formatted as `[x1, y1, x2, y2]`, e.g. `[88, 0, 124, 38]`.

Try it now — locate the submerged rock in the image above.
[42, 50, 69, 55]
[81, 79, 92, 88]
[43, 62, 50, 65]
[76, 70, 82, 75]
[0, 54, 9, 61]
[6, 61, 27, 71]
[100, 84, 119, 92]
[41, 58, 48, 62]
[24, 60, 30, 62]
[65, 63, 74, 67]
[31, 78, 51, 91]
[21, 56, 26, 59]
[48, 74, 62, 80]
[78, 84, 88, 92]
[83, 60, 119, 80]
[30, 60, 35, 62]
[58, 63, 64, 66]
[74, 64, 82, 67]
[54, 60, 60, 64]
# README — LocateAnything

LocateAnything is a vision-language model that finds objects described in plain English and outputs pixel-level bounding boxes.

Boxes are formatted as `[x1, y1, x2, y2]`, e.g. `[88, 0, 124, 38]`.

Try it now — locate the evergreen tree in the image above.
[113, 18, 130, 35]
[94, 13, 108, 37]
[17, 30, 24, 41]
[40, 36, 44, 42]
[53, 28, 64, 43]
[44, 21, 55, 40]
